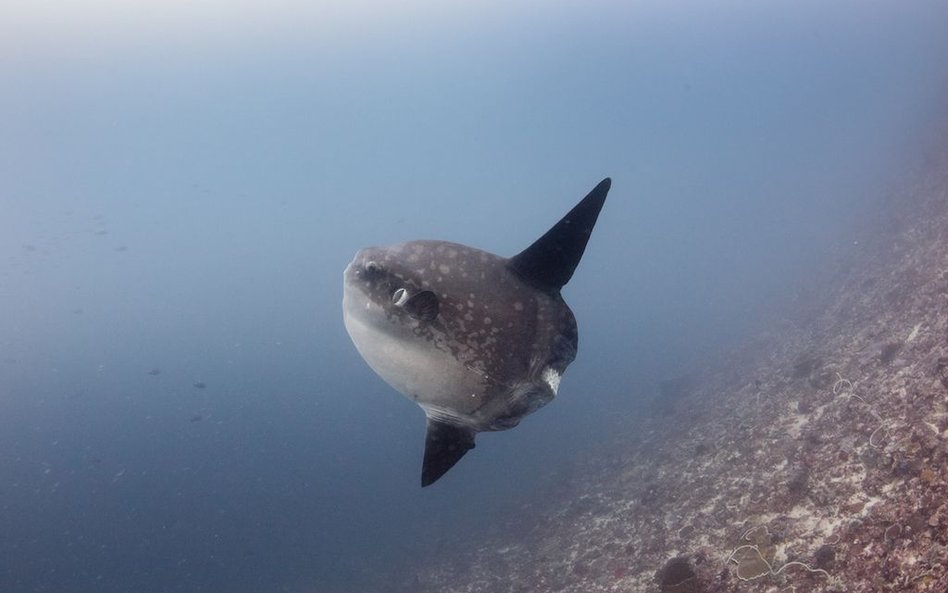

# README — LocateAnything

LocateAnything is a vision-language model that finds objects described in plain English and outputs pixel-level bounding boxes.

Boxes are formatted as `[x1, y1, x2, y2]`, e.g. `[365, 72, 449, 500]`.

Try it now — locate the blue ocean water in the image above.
[2, 2, 947, 591]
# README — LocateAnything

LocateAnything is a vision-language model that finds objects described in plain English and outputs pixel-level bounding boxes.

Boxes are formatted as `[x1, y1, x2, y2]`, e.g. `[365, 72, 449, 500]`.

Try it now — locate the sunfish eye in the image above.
[392, 287, 409, 306]
[363, 261, 382, 278]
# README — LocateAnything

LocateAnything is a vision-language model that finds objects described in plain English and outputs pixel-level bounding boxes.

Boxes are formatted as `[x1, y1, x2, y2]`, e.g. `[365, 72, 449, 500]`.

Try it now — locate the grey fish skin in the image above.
[342, 178, 611, 486]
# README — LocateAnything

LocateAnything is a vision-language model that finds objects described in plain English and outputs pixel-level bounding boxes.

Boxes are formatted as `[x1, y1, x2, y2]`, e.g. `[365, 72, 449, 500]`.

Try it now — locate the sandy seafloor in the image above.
[400, 131, 948, 593]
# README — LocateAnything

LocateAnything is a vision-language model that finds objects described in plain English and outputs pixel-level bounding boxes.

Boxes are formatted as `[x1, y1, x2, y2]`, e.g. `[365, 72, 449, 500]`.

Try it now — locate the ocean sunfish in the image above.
[342, 179, 611, 486]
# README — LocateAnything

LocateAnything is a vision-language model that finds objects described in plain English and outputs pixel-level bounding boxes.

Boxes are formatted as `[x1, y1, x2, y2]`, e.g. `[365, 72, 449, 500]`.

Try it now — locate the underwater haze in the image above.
[2, 1, 948, 591]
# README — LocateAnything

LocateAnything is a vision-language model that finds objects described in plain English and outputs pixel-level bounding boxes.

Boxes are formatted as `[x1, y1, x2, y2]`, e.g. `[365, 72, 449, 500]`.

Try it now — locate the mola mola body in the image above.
[343, 179, 610, 486]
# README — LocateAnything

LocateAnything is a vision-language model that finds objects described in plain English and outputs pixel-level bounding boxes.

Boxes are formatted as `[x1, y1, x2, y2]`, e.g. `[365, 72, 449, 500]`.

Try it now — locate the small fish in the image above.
[193, 382, 206, 389]
[190, 414, 203, 422]
[147, 368, 161, 376]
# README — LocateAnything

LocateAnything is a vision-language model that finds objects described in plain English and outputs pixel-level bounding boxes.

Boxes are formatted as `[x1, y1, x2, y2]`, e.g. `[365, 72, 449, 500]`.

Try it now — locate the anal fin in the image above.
[422, 418, 476, 487]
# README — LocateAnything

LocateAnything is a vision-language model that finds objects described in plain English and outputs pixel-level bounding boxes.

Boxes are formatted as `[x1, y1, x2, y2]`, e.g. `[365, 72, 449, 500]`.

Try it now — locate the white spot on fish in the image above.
[542, 367, 561, 394]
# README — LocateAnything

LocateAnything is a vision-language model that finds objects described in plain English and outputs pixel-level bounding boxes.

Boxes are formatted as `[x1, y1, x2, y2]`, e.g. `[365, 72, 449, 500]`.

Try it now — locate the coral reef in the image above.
[405, 140, 948, 593]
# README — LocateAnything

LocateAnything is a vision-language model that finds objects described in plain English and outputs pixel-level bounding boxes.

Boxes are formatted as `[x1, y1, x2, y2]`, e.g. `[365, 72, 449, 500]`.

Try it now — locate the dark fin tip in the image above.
[421, 418, 476, 487]
[507, 178, 611, 292]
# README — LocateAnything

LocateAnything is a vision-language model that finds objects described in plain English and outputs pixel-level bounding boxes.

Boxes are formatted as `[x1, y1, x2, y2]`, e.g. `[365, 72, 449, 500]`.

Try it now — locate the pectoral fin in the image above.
[421, 418, 476, 487]
[394, 289, 439, 321]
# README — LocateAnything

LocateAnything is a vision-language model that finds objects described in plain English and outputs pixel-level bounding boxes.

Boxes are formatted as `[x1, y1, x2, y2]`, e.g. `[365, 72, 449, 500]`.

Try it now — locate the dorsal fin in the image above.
[421, 418, 476, 487]
[507, 178, 610, 292]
